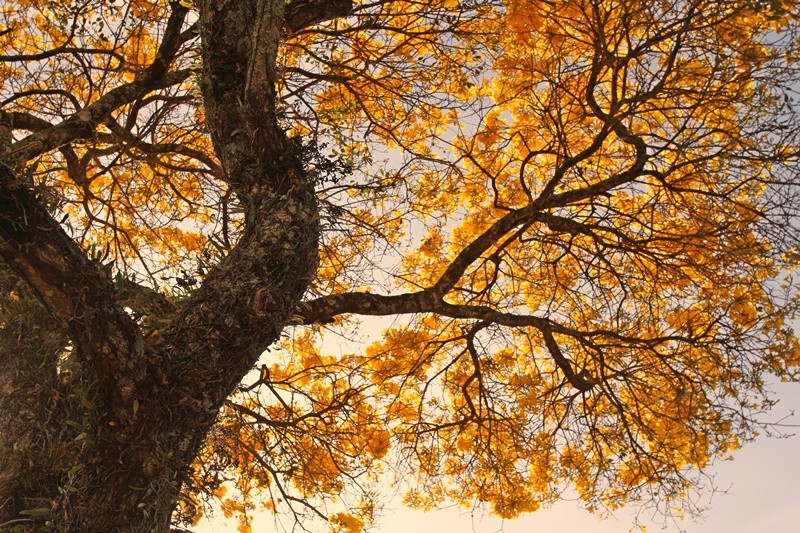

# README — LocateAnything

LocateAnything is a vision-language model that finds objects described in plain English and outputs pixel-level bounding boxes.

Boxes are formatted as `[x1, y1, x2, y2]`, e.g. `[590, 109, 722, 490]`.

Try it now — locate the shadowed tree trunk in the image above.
[0, 0, 350, 529]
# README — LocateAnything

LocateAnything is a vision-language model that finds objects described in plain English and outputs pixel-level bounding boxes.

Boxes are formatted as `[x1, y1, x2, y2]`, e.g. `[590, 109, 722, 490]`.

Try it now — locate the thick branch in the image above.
[284, 0, 354, 34]
[541, 328, 596, 392]
[300, 290, 690, 349]
[150, 0, 320, 464]
[297, 290, 438, 323]
[0, 6, 194, 425]
[0, 163, 142, 424]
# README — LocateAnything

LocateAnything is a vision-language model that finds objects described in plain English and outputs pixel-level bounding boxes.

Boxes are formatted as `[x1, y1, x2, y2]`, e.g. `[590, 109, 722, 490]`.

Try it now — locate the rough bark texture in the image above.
[0, 0, 351, 530]
[0, 266, 71, 526]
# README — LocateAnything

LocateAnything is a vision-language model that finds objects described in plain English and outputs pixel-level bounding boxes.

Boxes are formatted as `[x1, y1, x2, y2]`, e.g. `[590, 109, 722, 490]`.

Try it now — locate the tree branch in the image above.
[0, 163, 143, 425]
[541, 327, 596, 392]
[3, 3, 192, 166]
[284, 0, 354, 34]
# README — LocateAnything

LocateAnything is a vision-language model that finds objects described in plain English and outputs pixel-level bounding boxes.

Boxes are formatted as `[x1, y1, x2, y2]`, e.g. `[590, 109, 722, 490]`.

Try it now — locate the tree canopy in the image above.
[1, 0, 799, 531]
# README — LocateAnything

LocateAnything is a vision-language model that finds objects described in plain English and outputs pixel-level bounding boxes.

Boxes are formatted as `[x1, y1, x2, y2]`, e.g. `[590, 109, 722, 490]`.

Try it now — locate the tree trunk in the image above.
[0, 0, 331, 530]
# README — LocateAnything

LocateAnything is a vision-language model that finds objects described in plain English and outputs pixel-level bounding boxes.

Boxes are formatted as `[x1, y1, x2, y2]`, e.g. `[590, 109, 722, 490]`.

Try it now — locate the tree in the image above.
[0, 0, 799, 530]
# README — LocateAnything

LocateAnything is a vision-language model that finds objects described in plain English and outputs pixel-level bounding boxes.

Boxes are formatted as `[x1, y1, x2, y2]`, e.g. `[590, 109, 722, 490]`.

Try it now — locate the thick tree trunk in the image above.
[0, 0, 357, 529]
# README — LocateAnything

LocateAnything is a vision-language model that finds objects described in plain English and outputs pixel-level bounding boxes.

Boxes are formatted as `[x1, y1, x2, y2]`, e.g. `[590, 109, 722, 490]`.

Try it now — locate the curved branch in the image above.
[0, 110, 57, 132]
[1, 89, 83, 110]
[541, 327, 596, 392]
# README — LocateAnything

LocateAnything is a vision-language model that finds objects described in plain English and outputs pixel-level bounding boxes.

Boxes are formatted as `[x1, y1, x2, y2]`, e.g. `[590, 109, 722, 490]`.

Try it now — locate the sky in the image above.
[196, 379, 800, 533]
[375, 382, 800, 533]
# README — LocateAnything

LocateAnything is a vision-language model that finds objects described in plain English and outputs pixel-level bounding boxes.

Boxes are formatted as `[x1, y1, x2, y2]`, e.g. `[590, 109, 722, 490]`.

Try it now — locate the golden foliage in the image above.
[3, 0, 800, 530]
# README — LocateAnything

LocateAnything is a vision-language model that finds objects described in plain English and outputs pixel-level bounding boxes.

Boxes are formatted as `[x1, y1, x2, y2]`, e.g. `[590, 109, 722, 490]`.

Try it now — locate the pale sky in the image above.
[196, 379, 800, 532]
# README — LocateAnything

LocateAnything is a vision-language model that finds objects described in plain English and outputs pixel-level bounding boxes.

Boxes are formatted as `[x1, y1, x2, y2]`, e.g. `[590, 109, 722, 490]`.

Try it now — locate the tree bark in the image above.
[0, 0, 351, 530]
[0, 267, 71, 525]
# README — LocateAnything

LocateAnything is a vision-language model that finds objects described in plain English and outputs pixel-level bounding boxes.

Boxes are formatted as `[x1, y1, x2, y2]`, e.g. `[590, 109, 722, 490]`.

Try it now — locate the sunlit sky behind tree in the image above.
[189, 0, 800, 528]
[2, 0, 800, 530]
[194, 367, 800, 532]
